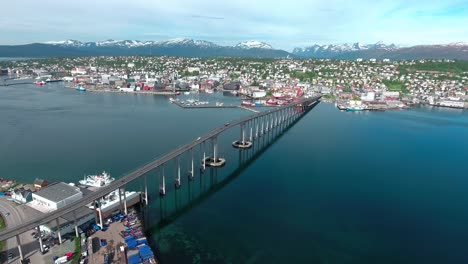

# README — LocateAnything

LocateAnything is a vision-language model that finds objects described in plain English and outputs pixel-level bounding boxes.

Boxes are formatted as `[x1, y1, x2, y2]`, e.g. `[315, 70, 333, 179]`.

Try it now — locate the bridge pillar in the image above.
[37, 226, 44, 252]
[202, 142, 206, 171]
[16, 234, 23, 261]
[123, 186, 128, 215]
[159, 165, 166, 196]
[255, 119, 259, 138]
[98, 202, 104, 228]
[233, 122, 252, 149]
[118, 188, 123, 213]
[175, 156, 181, 188]
[189, 148, 194, 180]
[55, 218, 62, 244]
[144, 174, 148, 206]
[261, 118, 264, 135]
[204, 136, 226, 166]
[73, 210, 79, 237]
[270, 114, 273, 130]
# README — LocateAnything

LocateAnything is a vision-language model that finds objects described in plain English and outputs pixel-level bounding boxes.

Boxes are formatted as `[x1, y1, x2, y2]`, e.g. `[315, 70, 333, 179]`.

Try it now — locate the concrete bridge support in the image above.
[37, 226, 44, 252]
[159, 165, 166, 196]
[73, 210, 80, 237]
[123, 186, 128, 215]
[175, 156, 181, 188]
[55, 218, 62, 244]
[16, 234, 23, 261]
[144, 174, 148, 206]
[233, 122, 253, 149]
[204, 137, 226, 167]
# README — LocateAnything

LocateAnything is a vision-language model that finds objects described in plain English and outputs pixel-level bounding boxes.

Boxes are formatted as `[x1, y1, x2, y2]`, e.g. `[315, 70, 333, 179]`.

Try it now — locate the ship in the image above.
[79, 171, 115, 187]
[34, 81, 45, 86]
[45, 78, 63, 83]
[76, 86, 86, 91]
[346, 106, 364, 112]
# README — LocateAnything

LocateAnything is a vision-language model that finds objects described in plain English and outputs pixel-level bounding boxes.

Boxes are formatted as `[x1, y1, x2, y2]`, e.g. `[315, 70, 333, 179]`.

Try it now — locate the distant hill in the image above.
[0, 39, 290, 58]
[292, 42, 468, 60]
[0, 39, 467, 60]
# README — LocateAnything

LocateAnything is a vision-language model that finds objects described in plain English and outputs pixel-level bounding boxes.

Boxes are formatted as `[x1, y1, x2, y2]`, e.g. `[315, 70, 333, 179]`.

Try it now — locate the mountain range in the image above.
[0, 39, 467, 60]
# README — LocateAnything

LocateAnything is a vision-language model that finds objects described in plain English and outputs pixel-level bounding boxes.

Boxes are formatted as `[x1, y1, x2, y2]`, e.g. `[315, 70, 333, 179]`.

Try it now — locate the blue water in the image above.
[1, 82, 467, 263]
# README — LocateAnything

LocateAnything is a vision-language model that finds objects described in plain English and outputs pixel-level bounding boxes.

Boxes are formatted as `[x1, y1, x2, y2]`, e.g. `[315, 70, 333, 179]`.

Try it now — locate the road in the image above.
[0, 198, 41, 263]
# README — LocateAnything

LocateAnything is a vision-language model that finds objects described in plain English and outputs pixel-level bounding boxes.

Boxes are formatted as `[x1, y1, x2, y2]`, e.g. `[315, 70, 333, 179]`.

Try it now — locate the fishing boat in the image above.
[241, 101, 252, 106]
[346, 106, 364, 112]
[76, 86, 86, 91]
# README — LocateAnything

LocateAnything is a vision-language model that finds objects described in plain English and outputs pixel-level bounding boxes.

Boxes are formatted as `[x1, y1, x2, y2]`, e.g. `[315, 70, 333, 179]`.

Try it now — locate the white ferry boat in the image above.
[79, 171, 115, 187]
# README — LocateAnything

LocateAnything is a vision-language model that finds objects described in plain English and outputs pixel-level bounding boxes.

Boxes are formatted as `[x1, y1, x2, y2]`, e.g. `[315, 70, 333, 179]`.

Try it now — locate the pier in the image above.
[172, 100, 263, 113]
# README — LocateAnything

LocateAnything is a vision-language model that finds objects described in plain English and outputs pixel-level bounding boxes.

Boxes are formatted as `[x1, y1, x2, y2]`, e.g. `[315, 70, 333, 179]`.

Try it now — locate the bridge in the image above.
[0, 95, 321, 261]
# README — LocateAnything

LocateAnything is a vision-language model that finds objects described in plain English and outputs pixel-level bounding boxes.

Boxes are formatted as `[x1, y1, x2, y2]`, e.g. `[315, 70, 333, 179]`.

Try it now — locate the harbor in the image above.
[0, 170, 158, 264]
[87, 208, 157, 264]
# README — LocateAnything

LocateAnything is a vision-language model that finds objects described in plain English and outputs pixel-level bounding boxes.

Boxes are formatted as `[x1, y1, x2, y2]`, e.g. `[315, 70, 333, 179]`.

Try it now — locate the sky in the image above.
[0, 0, 467, 50]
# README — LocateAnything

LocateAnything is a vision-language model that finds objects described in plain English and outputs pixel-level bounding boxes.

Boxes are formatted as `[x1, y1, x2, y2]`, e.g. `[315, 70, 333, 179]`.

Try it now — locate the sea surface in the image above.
[1, 82, 468, 263]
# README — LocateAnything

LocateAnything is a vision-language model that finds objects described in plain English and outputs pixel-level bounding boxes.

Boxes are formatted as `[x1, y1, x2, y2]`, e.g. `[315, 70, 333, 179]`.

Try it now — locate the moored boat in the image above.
[76, 86, 86, 91]
[346, 106, 364, 112]
[79, 171, 115, 187]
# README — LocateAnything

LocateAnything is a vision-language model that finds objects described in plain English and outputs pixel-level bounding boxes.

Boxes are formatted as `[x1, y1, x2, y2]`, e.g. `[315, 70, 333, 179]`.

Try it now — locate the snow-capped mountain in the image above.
[45, 38, 270, 49]
[29, 38, 286, 58]
[292, 42, 398, 58]
[234, 41, 273, 49]
[292, 41, 468, 60]
[2, 39, 466, 59]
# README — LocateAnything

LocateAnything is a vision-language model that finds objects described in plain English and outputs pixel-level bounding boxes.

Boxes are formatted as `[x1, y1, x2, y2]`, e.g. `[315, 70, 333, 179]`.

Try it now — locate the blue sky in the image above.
[0, 0, 466, 50]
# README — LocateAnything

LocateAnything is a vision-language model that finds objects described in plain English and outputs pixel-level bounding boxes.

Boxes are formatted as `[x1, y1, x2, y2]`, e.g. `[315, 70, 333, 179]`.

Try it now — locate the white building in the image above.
[31, 182, 83, 211]
[119, 87, 135, 92]
[11, 187, 32, 204]
[361, 92, 375, 101]
[252, 90, 267, 98]
[439, 100, 465, 108]
[383, 91, 400, 98]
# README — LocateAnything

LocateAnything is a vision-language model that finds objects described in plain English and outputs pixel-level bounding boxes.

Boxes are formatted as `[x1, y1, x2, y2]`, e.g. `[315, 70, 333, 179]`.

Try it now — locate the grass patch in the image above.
[400, 60, 468, 74]
[0, 215, 5, 252]
[71, 237, 81, 264]
[383, 80, 409, 94]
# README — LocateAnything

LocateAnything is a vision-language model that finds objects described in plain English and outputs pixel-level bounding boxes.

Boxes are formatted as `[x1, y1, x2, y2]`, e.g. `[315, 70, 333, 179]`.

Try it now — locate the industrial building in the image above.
[31, 182, 83, 211]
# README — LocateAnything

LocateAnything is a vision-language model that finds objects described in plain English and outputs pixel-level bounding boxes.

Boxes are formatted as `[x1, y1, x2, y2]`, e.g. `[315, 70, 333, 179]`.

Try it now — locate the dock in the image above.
[0, 82, 33, 86]
[84, 89, 177, 96]
[172, 100, 263, 113]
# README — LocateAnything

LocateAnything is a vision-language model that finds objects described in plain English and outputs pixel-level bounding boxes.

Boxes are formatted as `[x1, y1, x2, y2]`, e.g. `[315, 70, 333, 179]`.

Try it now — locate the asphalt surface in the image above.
[0, 198, 43, 263]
